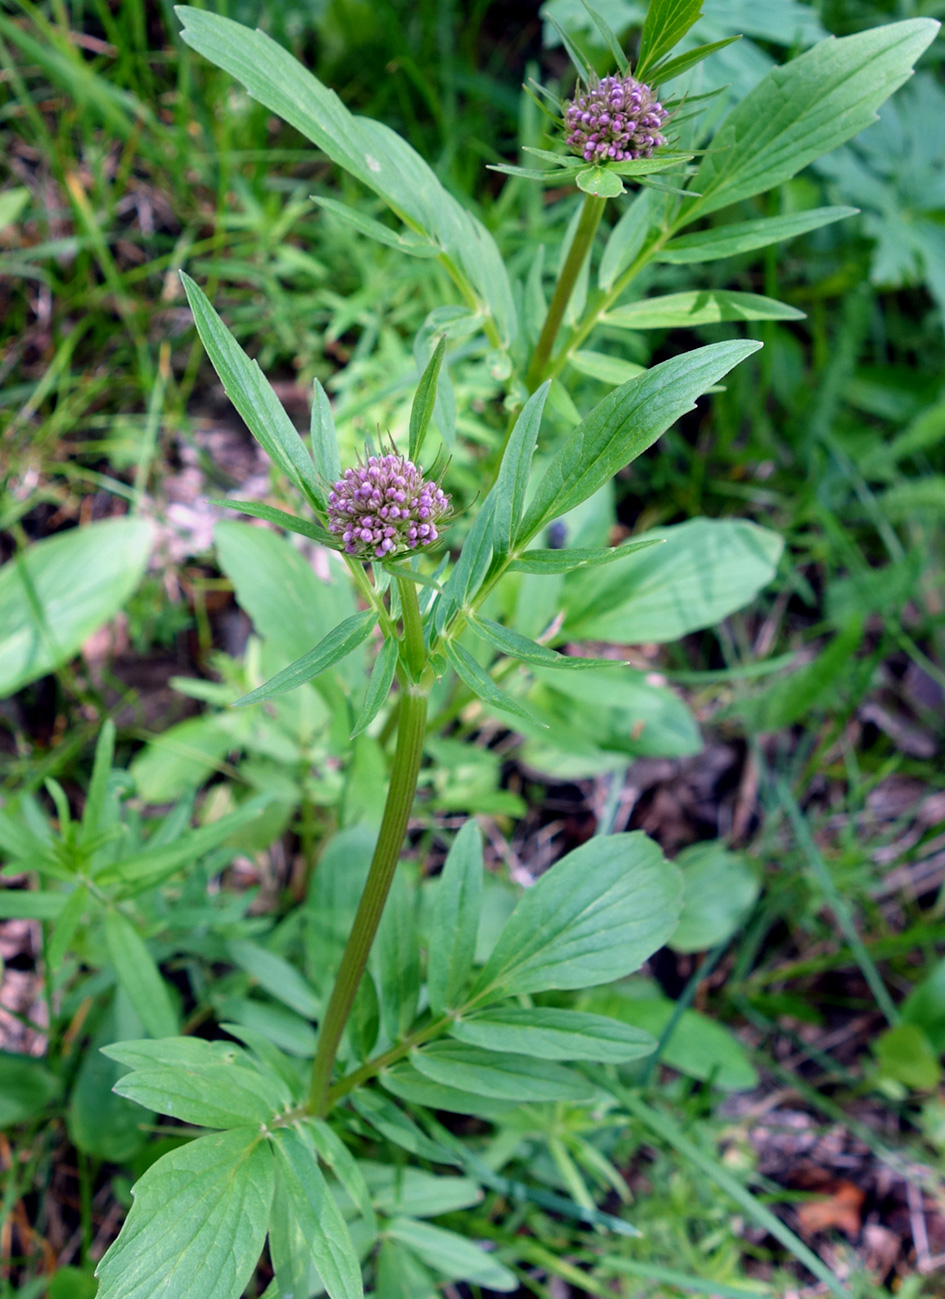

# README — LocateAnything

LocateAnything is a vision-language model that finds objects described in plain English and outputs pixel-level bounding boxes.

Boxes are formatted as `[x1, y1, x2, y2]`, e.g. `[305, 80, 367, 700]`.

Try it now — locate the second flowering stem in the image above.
[526, 193, 607, 392]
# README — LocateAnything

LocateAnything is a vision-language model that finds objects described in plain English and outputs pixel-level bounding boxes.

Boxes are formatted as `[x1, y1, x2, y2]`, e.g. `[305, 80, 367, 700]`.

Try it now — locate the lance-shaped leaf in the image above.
[443, 640, 544, 728]
[410, 1041, 594, 1102]
[95, 1128, 273, 1299]
[180, 273, 323, 509]
[604, 290, 804, 330]
[636, 0, 704, 78]
[678, 20, 939, 222]
[386, 1218, 517, 1293]
[351, 637, 399, 739]
[310, 378, 341, 487]
[517, 340, 761, 544]
[176, 8, 515, 346]
[450, 1006, 656, 1064]
[489, 382, 549, 560]
[472, 832, 682, 999]
[657, 205, 858, 264]
[428, 819, 483, 1016]
[647, 35, 741, 84]
[508, 537, 663, 575]
[271, 1125, 364, 1299]
[409, 335, 446, 462]
[104, 910, 178, 1040]
[235, 609, 378, 706]
[210, 498, 337, 547]
[470, 615, 618, 670]
[95, 798, 268, 894]
[314, 195, 440, 258]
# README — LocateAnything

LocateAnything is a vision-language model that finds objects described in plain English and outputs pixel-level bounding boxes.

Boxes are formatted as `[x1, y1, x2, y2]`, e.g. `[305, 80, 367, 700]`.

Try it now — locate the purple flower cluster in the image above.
[327, 452, 450, 560]
[564, 75, 667, 164]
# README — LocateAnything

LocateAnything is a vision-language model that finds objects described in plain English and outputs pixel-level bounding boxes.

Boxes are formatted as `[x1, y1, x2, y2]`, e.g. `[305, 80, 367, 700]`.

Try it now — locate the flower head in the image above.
[327, 450, 451, 560]
[564, 74, 667, 164]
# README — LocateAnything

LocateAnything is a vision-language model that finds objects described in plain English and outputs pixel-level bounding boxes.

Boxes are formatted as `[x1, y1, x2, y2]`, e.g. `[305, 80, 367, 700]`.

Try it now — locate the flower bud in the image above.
[563, 74, 668, 164]
[327, 451, 451, 560]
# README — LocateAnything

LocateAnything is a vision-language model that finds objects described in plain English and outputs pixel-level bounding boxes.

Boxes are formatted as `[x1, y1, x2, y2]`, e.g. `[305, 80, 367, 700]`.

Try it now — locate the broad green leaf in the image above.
[386, 1218, 517, 1293]
[109, 1043, 282, 1129]
[210, 497, 335, 547]
[351, 638, 399, 738]
[235, 609, 378, 706]
[227, 939, 321, 1019]
[176, 8, 515, 346]
[470, 615, 617, 671]
[0, 518, 151, 698]
[427, 819, 483, 1016]
[517, 341, 761, 543]
[489, 383, 549, 560]
[411, 1041, 594, 1102]
[443, 639, 543, 727]
[95, 1128, 273, 1299]
[409, 335, 446, 462]
[679, 20, 939, 222]
[658, 206, 858, 264]
[361, 1163, 483, 1217]
[450, 1006, 656, 1063]
[576, 166, 624, 198]
[562, 518, 783, 643]
[314, 195, 439, 258]
[589, 992, 758, 1091]
[472, 832, 682, 999]
[604, 290, 804, 329]
[508, 537, 663, 575]
[0, 1052, 59, 1127]
[637, 0, 703, 78]
[271, 1125, 364, 1299]
[104, 910, 178, 1040]
[216, 520, 355, 664]
[669, 843, 760, 953]
[94, 799, 267, 894]
[181, 273, 323, 508]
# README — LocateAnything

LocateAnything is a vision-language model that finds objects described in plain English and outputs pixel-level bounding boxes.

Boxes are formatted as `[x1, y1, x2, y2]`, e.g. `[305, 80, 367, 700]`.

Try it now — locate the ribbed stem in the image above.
[307, 580, 428, 1116]
[526, 193, 607, 392]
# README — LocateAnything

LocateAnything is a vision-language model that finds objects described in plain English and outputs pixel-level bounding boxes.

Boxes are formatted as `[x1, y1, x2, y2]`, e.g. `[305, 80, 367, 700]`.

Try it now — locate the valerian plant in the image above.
[46, 2, 936, 1295]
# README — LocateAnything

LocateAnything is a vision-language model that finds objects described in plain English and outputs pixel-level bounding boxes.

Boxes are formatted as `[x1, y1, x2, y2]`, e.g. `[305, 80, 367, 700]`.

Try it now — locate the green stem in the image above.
[526, 194, 607, 392]
[307, 580, 429, 1117]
